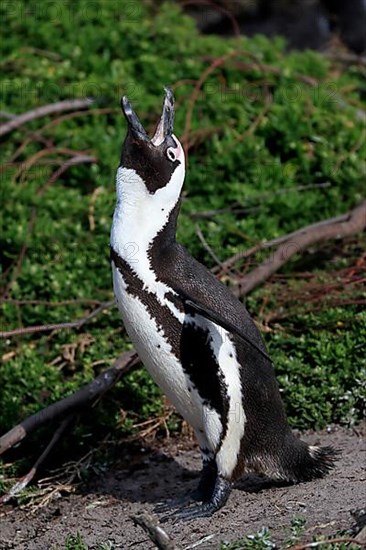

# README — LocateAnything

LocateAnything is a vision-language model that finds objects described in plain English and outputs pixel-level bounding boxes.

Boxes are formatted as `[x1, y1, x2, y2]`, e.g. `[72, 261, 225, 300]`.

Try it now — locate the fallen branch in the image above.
[0, 300, 114, 338]
[203, 54, 366, 122]
[325, 51, 366, 68]
[131, 513, 179, 550]
[0, 98, 95, 137]
[233, 200, 366, 297]
[355, 526, 366, 544]
[0, 350, 139, 455]
[289, 537, 364, 549]
[0, 415, 73, 504]
[213, 210, 352, 277]
[45, 154, 96, 186]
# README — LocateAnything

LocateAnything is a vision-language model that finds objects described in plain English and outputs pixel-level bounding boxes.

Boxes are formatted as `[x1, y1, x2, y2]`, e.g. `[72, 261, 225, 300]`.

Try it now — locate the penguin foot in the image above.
[161, 476, 232, 521]
[155, 460, 217, 513]
[191, 460, 217, 502]
[154, 493, 193, 514]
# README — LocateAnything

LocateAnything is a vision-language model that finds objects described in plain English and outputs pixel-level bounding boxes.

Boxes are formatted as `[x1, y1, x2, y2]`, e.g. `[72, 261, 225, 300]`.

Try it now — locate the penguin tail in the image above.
[297, 444, 340, 481]
[282, 437, 340, 483]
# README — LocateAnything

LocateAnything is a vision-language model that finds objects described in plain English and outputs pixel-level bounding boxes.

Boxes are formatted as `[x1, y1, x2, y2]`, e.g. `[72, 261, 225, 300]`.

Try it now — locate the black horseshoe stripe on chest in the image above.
[111, 248, 183, 352]
[110, 247, 229, 422]
[180, 317, 229, 439]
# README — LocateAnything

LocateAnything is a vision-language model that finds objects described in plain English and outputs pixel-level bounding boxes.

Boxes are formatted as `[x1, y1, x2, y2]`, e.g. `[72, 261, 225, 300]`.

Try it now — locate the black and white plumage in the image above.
[110, 88, 338, 519]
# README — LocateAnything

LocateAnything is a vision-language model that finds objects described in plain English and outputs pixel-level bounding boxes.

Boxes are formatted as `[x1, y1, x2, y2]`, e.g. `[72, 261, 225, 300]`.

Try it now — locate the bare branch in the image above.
[131, 512, 179, 550]
[0, 98, 95, 137]
[0, 300, 114, 339]
[289, 537, 364, 549]
[0, 350, 139, 455]
[355, 526, 366, 544]
[325, 51, 366, 67]
[214, 209, 351, 276]
[233, 200, 366, 297]
[0, 415, 73, 504]
[45, 154, 96, 186]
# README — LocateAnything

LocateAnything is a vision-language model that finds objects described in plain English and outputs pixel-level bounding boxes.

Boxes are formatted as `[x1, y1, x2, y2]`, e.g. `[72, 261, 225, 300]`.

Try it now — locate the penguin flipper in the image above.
[177, 292, 272, 363]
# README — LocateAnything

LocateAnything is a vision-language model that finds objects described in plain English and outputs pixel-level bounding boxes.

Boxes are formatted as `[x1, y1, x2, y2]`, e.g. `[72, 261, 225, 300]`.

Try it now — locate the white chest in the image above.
[112, 265, 206, 432]
[112, 261, 246, 477]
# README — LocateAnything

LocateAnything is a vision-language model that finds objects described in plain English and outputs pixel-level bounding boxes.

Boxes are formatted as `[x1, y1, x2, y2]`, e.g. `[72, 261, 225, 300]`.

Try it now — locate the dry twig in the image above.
[289, 537, 364, 549]
[0, 98, 95, 137]
[131, 513, 179, 550]
[233, 200, 366, 296]
[0, 350, 139, 455]
[0, 300, 114, 338]
[0, 415, 73, 504]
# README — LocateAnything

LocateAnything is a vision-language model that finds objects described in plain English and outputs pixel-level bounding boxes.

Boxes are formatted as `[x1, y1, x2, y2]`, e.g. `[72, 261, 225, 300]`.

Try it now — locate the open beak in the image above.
[151, 87, 174, 146]
[121, 87, 175, 145]
[121, 95, 149, 141]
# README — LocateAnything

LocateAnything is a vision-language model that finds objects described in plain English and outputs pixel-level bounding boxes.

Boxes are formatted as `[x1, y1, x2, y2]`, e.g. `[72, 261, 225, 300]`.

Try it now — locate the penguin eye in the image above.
[166, 147, 176, 162]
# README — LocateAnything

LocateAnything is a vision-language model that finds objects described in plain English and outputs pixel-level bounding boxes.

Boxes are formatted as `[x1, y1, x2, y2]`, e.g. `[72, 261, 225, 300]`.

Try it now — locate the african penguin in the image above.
[110, 88, 338, 520]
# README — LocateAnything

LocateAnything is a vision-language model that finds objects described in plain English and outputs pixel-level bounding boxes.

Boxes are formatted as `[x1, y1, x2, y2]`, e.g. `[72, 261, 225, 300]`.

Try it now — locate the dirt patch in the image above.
[0, 425, 365, 549]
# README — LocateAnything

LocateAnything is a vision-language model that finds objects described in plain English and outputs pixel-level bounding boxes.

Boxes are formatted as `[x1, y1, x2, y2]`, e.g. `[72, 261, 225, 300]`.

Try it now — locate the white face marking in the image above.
[110, 134, 185, 300]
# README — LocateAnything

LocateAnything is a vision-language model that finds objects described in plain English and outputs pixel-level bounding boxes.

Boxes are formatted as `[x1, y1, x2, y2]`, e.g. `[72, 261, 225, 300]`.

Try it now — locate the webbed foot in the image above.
[154, 493, 192, 514]
[160, 476, 232, 522]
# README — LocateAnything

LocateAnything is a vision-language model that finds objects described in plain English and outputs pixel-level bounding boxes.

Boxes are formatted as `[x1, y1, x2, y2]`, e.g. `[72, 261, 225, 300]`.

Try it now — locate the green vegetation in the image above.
[57, 532, 114, 550]
[64, 532, 88, 550]
[0, 0, 365, 479]
[55, 518, 360, 550]
[220, 517, 361, 549]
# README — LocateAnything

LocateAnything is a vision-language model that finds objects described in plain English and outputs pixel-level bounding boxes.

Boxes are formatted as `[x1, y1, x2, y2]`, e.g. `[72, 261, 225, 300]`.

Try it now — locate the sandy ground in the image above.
[0, 424, 365, 549]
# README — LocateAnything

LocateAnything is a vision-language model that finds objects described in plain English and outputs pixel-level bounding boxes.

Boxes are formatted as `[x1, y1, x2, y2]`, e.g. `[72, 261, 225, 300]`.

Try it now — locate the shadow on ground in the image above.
[0, 424, 364, 549]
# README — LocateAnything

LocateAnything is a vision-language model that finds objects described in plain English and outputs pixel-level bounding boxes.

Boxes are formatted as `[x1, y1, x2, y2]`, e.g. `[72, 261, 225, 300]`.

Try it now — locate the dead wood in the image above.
[355, 526, 366, 544]
[0, 300, 113, 338]
[131, 513, 179, 550]
[0, 98, 95, 138]
[0, 351, 139, 456]
[290, 537, 364, 549]
[0, 415, 73, 504]
[232, 200, 366, 297]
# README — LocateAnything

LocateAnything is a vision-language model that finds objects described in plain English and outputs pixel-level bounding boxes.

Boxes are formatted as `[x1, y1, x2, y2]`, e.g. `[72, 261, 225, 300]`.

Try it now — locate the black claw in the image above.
[160, 476, 232, 522]
[171, 502, 219, 520]
[154, 493, 192, 514]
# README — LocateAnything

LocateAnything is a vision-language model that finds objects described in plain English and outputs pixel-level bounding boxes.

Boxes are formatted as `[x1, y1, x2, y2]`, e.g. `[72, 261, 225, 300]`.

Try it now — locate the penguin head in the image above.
[117, 88, 185, 202]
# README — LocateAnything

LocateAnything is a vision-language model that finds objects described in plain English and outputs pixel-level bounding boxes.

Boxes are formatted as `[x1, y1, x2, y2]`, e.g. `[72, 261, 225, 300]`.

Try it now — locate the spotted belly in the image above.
[112, 262, 246, 477]
[112, 265, 208, 432]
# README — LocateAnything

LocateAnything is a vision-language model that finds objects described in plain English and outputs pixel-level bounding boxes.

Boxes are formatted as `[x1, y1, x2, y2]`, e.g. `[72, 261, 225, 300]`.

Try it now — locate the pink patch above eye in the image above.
[172, 135, 183, 160]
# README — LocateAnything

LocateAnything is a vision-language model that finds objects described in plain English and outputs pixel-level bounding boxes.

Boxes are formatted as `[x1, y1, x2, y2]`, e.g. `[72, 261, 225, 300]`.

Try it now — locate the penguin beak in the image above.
[151, 87, 174, 146]
[121, 96, 149, 142]
[120, 87, 174, 146]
